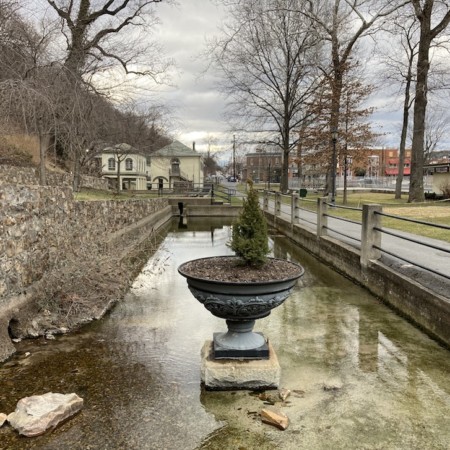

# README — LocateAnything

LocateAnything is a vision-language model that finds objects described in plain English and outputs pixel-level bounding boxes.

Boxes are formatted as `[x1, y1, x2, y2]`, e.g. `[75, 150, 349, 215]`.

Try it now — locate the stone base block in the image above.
[200, 340, 281, 390]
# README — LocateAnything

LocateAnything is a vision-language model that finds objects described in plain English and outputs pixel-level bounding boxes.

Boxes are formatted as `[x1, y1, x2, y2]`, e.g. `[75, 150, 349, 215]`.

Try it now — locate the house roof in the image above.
[102, 143, 139, 154]
[153, 140, 199, 157]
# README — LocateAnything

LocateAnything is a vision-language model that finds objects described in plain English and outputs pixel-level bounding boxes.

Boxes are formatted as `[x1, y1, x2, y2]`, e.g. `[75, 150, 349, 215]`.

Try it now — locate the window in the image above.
[108, 158, 115, 170]
[126, 158, 133, 170]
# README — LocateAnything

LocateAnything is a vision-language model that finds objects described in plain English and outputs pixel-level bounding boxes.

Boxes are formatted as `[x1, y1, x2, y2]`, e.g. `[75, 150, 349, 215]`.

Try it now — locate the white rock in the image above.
[0, 413, 7, 427]
[279, 388, 291, 401]
[7, 392, 83, 437]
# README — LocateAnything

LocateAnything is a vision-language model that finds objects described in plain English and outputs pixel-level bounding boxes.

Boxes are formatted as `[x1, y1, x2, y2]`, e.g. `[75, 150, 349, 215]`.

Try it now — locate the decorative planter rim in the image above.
[178, 256, 304, 286]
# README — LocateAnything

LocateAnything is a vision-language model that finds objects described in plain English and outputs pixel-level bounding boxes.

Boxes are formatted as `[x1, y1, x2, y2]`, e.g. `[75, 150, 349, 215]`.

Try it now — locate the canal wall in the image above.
[0, 183, 171, 361]
[266, 211, 450, 349]
[3, 184, 446, 362]
[0, 164, 111, 190]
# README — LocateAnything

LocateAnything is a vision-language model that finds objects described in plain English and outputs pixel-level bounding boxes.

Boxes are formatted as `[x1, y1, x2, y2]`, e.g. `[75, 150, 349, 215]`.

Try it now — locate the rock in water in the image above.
[323, 377, 343, 391]
[278, 388, 291, 401]
[260, 406, 289, 430]
[7, 392, 83, 437]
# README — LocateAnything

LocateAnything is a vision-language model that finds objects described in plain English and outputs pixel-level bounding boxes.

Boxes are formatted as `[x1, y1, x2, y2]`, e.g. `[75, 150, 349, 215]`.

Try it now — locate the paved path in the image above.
[265, 197, 450, 298]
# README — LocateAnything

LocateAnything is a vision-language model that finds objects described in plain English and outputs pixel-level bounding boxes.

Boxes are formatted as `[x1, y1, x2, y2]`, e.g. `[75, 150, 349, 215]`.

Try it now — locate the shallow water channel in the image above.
[1, 217, 450, 450]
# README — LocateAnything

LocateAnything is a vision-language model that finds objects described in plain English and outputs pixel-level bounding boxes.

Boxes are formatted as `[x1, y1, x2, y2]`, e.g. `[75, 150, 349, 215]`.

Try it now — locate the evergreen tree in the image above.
[229, 181, 269, 267]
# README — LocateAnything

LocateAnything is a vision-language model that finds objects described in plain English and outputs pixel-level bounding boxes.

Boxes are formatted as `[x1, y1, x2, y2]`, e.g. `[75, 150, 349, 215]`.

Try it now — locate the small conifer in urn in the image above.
[229, 179, 270, 267]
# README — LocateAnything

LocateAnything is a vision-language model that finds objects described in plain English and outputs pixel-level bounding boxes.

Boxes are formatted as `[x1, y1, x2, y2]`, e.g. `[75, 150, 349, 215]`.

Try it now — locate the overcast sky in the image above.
[152, 0, 232, 155]
[150, 1, 450, 155]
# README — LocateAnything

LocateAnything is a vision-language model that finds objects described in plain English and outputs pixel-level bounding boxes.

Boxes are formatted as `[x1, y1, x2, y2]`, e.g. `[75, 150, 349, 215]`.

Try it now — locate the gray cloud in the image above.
[154, 0, 230, 151]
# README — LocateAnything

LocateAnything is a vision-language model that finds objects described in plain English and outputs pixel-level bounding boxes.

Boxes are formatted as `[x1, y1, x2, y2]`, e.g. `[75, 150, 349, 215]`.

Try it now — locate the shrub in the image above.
[440, 181, 450, 199]
[229, 180, 270, 266]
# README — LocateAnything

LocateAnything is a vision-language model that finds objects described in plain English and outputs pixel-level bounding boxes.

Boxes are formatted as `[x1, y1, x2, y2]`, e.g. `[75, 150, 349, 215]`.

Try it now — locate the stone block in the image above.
[200, 340, 281, 390]
[7, 392, 83, 437]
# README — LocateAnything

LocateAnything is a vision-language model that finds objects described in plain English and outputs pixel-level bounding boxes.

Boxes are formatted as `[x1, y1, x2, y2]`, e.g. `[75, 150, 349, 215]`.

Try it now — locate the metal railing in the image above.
[288, 175, 433, 192]
[212, 184, 233, 204]
[262, 190, 450, 283]
[373, 210, 450, 280]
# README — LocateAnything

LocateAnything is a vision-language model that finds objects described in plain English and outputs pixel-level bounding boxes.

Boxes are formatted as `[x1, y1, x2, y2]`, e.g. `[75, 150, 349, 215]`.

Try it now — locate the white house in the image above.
[100, 143, 150, 191]
[425, 162, 450, 196]
[149, 140, 204, 190]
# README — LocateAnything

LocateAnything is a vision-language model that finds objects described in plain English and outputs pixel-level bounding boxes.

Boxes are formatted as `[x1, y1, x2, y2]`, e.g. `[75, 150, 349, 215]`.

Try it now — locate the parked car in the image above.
[227, 176, 237, 182]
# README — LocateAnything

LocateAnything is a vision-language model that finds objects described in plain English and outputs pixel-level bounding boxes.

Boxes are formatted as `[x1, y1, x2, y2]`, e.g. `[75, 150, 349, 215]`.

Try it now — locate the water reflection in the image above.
[0, 218, 449, 450]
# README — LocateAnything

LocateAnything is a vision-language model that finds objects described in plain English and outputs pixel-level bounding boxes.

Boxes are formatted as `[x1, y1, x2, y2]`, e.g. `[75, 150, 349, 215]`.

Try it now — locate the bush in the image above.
[229, 180, 270, 266]
[440, 181, 450, 199]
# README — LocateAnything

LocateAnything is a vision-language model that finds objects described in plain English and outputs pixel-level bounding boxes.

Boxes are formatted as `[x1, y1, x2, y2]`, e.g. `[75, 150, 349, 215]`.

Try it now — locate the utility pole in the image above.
[233, 134, 236, 179]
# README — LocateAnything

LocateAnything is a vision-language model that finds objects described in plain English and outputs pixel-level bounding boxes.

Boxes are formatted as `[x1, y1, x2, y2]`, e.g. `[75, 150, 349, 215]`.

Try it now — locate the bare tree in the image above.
[0, 77, 56, 184]
[209, 0, 323, 192]
[295, 62, 377, 201]
[0, 3, 62, 183]
[423, 105, 449, 161]
[56, 80, 105, 190]
[303, 0, 408, 194]
[408, 0, 450, 202]
[379, 13, 419, 199]
[0, 1, 51, 81]
[340, 78, 376, 203]
[45, 0, 171, 82]
[0, 1, 171, 190]
[35, 0, 172, 185]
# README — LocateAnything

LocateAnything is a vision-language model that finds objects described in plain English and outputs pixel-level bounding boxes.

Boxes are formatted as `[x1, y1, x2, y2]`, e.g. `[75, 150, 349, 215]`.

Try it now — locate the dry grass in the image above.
[385, 205, 450, 219]
[4, 134, 40, 161]
[322, 193, 450, 242]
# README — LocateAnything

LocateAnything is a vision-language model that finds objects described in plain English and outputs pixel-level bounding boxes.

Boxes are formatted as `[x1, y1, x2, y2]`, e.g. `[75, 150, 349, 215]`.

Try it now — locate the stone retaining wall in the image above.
[0, 183, 169, 361]
[0, 165, 110, 190]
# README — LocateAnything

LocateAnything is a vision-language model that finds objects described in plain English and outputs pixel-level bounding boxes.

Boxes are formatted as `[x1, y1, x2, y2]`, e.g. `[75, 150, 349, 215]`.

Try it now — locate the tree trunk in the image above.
[408, 32, 431, 202]
[328, 88, 341, 197]
[62, 0, 89, 77]
[72, 150, 81, 192]
[297, 139, 303, 191]
[343, 144, 348, 205]
[280, 147, 290, 193]
[116, 158, 121, 194]
[395, 72, 412, 199]
[39, 132, 49, 186]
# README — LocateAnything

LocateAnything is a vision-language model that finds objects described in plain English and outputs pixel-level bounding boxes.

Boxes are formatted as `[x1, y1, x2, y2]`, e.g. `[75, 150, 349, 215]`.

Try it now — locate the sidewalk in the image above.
[267, 198, 450, 298]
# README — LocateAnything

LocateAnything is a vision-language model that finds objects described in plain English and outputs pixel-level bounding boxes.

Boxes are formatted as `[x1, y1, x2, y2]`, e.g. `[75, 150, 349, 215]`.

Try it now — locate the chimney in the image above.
[193, 141, 196, 151]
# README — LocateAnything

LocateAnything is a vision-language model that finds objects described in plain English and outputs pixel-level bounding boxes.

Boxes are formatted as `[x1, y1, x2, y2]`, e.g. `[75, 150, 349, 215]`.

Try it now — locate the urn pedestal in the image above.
[178, 257, 304, 360]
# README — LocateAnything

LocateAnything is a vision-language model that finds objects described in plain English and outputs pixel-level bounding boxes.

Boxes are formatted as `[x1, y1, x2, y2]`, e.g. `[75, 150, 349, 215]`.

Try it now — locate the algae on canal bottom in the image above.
[1, 217, 449, 450]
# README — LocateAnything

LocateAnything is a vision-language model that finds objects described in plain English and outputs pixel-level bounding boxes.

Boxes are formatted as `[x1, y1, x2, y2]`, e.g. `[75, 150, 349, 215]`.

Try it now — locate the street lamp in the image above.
[331, 128, 338, 204]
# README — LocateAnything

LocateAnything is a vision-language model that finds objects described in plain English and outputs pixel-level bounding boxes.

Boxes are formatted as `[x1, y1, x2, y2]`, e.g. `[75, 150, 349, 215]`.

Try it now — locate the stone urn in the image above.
[178, 256, 304, 359]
